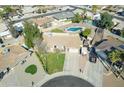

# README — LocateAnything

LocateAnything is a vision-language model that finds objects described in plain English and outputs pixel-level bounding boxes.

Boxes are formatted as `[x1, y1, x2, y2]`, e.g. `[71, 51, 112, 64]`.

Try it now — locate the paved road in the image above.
[11, 8, 76, 23]
[42, 75, 94, 87]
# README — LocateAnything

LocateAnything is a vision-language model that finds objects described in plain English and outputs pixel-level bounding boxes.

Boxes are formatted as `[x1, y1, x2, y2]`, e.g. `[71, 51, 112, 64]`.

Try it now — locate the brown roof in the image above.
[0, 45, 27, 71]
[32, 17, 54, 26]
[43, 34, 81, 49]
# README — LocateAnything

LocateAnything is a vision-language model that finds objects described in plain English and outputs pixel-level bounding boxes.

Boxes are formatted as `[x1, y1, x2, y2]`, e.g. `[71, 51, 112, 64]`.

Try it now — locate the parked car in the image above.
[117, 11, 124, 17]
[113, 62, 124, 71]
[0, 38, 3, 44]
[0, 71, 5, 80]
[111, 29, 121, 36]
[89, 47, 97, 63]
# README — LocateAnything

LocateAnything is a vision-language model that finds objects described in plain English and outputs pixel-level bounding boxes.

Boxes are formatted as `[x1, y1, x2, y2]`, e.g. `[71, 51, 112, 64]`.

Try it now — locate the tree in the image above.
[1, 6, 16, 19]
[72, 13, 82, 23]
[120, 28, 124, 38]
[37, 8, 41, 13]
[108, 50, 124, 77]
[23, 21, 42, 49]
[92, 5, 98, 13]
[0, 10, 4, 18]
[120, 51, 124, 62]
[42, 9, 47, 13]
[108, 50, 122, 63]
[81, 28, 91, 38]
[98, 12, 113, 29]
[3, 6, 13, 13]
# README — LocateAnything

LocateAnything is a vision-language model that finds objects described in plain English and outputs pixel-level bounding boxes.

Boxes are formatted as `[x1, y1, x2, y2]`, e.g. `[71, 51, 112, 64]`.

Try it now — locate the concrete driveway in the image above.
[82, 55, 104, 87]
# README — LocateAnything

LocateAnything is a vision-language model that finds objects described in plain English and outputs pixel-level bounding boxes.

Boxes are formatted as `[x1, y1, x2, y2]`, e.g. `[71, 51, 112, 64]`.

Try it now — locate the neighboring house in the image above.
[73, 9, 93, 18]
[95, 40, 124, 68]
[52, 11, 74, 21]
[117, 9, 124, 17]
[73, 9, 84, 14]
[95, 40, 113, 52]
[13, 22, 24, 34]
[113, 18, 124, 30]
[0, 22, 12, 41]
[0, 30, 12, 40]
[32, 16, 54, 29]
[0, 45, 27, 72]
[22, 6, 37, 14]
[112, 18, 124, 36]
[93, 13, 101, 20]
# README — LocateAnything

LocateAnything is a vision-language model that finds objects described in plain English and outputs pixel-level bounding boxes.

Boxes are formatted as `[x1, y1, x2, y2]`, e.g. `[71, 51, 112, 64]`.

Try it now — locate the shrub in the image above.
[25, 64, 37, 75]
[82, 28, 91, 37]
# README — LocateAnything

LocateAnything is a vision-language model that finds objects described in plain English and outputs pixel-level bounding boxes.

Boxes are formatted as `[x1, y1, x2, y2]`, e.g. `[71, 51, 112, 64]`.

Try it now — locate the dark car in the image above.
[117, 11, 124, 17]
[111, 29, 121, 36]
[0, 71, 5, 79]
[0, 38, 3, 44]
[89, 47, 97, 63]
[113, 62, 124, 71]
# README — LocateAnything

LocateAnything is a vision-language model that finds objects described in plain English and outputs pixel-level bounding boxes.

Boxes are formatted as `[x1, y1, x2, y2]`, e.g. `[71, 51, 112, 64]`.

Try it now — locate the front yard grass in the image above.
[46, 53, 65, 74]
[36, 52, 65, 74]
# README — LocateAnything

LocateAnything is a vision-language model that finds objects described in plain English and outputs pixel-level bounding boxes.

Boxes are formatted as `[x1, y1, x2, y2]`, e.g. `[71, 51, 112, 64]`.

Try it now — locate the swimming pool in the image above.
[66, 27, 82, 32]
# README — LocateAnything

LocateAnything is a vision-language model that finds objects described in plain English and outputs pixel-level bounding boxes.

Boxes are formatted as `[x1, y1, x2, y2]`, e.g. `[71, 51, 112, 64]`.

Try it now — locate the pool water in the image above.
[67, 27, 82, 32]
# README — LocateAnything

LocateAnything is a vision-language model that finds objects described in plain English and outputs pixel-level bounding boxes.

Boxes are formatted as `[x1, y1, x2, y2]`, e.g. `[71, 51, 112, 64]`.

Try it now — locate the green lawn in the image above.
[51, 28, 64, 33]
[64, 20, 72, 22]
[25, 64, 37, 75]
[45, 53, 65, 74]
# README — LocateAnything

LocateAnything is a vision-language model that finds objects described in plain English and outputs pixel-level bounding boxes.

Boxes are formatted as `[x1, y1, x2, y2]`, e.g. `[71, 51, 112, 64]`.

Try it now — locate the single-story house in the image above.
[32, 16, 54, 28]
[0, 22, 12, 40]
[0, 30, 12, 40]
[43, 33, 81, 52]
[0, 45, 27, 71]
[52, 11, 75, 21]
[93, 13, 101, 20]
[73, 9, 93, 18]
[13, 22, 24, 33]
[73, 9, 85, 14]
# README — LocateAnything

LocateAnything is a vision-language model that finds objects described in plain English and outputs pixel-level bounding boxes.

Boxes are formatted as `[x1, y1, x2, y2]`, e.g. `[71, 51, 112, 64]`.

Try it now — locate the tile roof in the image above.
[52, 11, 74, 20]
[32, 16, 54, 26]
